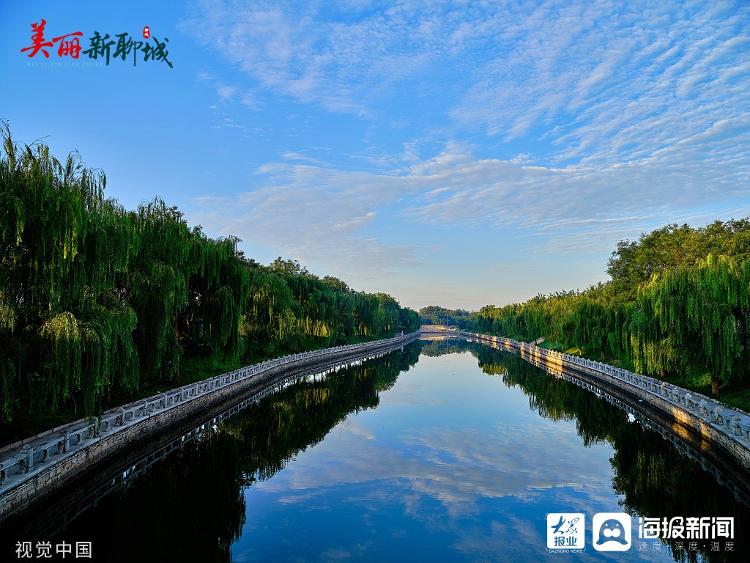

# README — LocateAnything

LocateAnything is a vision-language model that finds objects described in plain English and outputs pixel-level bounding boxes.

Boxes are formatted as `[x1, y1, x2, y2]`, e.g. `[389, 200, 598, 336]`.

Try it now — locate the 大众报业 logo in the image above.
[547, 513, 585, 550]
[593, 512, 632, 552]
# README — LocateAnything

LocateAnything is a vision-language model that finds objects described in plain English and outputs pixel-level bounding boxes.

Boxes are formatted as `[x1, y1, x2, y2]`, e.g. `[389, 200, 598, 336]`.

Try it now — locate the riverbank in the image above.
[0, 332, 420, 522]
[460, 330, 750, 471]
[4, 337, 747, 562]
[0, 334, 403, 448]
[535, 340, 750, 413]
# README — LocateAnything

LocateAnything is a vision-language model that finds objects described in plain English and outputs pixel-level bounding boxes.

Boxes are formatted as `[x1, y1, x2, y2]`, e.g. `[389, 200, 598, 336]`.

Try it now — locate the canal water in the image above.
[3, 339, 748, 561]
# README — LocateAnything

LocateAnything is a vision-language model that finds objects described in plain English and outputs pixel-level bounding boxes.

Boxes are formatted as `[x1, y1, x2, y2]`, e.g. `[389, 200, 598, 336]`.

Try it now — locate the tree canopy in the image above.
[0, 129, 418, 427]
[422, 219, 750, 397]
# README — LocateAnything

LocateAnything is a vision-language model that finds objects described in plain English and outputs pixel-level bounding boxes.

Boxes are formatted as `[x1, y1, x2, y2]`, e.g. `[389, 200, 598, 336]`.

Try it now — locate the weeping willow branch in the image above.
[0, 126, 419, 424]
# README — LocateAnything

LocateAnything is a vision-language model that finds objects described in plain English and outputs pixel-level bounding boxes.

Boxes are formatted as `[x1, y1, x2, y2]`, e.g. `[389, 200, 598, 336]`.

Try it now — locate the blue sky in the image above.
[2, 1, 749, 310]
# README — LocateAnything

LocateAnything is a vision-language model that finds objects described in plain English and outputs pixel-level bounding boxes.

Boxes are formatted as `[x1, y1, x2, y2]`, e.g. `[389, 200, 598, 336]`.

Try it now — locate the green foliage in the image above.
[0, 128, 418, 427]
[607, 220, 750, 301]
[418, 305, 472, 327]
[241, 262, 419, 359]
[461, 220, 750, 395]
[628, 254, 750, 386]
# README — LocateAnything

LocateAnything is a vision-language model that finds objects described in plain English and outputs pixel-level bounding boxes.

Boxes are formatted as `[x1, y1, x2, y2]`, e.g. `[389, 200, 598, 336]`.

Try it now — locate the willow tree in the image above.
[241, 261, 418, 359]
[0, 126, 419, 429]
[628, 255, 750, 394]
[0, 130, 251, 422]
[0, 128, 139, 420]
[182, 233, 248, 362]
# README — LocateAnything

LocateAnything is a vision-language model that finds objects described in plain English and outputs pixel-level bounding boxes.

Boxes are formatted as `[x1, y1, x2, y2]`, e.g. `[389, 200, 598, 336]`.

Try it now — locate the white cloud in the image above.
[281, 151, 326, 165]
[191, 112, 749, 278]
[216, 84, 237, 101]
[183, 1, 750, 305]
[181, 0, 441, 114]
[254, 421, 614, 516]
[190, 162, 422, 281]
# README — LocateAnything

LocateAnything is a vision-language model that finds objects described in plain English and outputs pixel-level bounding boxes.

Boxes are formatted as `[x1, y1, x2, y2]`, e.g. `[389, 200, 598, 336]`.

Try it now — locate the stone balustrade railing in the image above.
[460, 331, 750, 461]
[0, 331, 419, 492]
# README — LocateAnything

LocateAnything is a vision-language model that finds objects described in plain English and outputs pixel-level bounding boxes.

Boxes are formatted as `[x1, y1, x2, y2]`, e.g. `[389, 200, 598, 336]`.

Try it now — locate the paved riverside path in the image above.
[459, 330, 750, 470]
[0, 331, 419, 521]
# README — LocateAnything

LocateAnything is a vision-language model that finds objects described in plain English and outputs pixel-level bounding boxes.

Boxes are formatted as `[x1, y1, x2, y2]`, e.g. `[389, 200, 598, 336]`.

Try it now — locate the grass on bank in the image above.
[0, 335, 385, 448]
[537, 340, 750, 413]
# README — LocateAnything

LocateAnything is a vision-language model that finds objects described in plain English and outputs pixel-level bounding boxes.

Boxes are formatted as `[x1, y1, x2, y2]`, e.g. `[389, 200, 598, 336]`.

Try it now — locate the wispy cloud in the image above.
[190, 162, 423, 281]
[191, 113, 750, 274]
[181, 0, 442, 114]
[183, 1, 750, 305]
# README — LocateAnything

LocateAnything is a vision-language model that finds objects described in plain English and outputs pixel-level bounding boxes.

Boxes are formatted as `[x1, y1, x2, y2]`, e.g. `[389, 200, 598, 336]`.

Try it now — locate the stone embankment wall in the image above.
[0, 331, 420, 521]
[460, 331, 750, 469]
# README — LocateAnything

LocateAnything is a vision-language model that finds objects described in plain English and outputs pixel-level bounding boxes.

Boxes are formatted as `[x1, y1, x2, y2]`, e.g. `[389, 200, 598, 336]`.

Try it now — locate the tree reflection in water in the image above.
[425, 338, 750, 562]
[3, 340, 747, 562]
[30, 345, 422, 562]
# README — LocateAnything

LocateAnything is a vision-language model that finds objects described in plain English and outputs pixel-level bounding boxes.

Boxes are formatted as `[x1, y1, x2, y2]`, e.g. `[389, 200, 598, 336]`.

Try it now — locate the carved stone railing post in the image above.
[23, 446, 33, 473]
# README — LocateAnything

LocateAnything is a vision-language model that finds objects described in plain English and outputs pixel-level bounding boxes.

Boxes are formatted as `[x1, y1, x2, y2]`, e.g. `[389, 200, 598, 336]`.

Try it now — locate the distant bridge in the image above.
[420, 324, 460, 335]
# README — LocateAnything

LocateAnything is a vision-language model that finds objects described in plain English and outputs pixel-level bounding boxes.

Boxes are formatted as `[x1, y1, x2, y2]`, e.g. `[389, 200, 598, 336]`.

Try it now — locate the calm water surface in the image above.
[4, 340, 748, 561]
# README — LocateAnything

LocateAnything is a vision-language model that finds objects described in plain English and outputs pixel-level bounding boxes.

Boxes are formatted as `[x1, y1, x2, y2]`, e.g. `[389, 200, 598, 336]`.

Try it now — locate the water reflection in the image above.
[431, 339, 750, 561]
[1, 340, 747, 562]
